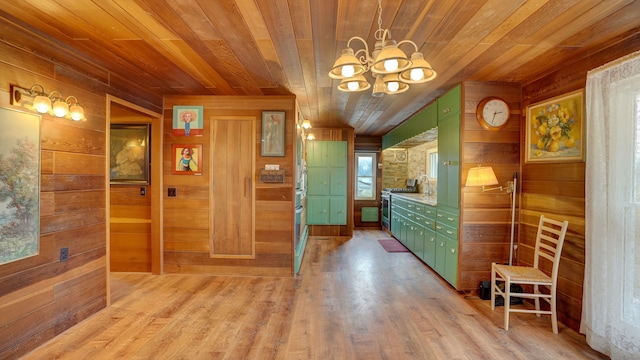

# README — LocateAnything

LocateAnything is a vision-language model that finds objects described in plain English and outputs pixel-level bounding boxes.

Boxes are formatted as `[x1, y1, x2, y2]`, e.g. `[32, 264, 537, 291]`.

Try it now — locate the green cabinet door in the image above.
[437, 113, 460, 208]
[444, 237, 458, 288]
[328, 141, 347, 167]
[330, 168, 347, 196]
[307, 197, 329, 224]
[307, 141, 328, 167]
[307, 168, 329, 196]
[329, 196, 347, 224]
[413, 224, 426, 260]
[435, 233, 447, 277]
[422, 228, 436, 267]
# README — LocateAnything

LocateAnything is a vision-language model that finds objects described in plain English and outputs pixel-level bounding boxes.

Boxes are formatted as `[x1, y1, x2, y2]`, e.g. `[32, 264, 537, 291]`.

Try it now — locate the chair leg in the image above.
[491, 263, 496, 311]
[504, 277, 511, 331]
[551, 290, 558, 334]
[534, 284, 541, 317]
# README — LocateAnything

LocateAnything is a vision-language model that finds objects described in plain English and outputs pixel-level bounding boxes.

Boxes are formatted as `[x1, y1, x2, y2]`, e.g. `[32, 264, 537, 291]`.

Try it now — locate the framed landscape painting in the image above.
[0, 107, 41, 265]
[526, 89, 585, 163]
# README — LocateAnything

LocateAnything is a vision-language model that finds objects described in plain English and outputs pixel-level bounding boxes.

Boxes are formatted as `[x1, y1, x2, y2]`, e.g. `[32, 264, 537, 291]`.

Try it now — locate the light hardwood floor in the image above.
[23, 230, 607, 359]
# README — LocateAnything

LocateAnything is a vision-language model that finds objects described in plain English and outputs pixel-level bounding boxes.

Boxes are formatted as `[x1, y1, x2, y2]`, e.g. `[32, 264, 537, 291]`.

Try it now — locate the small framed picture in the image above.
[526, 89, 585, 163]
[110, 124, 150, 184]
[261, 111, 285, 157]
[173, 106, 204, 137]
[172, 144, 203, 175]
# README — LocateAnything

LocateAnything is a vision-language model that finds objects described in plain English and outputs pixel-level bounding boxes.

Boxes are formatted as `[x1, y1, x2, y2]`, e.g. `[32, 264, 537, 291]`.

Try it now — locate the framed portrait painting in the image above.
[173, 105, 204, 137]
[261, 111, 285, 156]
[110, 124, 150, 184]
[172, 144, 203, 175]
[526, 89, 585, 163]
[0, 107, 41, 265]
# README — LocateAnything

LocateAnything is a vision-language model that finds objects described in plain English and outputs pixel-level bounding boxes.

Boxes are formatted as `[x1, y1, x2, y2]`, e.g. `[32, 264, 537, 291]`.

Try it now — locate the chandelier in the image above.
[328, 0, 436, 97]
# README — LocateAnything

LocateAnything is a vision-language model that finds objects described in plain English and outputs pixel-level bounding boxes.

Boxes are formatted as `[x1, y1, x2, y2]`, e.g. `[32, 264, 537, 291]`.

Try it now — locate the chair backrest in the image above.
[532, 215, 569, 280]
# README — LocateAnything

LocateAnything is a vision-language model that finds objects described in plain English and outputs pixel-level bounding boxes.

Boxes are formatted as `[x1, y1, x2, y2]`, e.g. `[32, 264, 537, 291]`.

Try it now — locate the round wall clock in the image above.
[476, 97, 511, 131]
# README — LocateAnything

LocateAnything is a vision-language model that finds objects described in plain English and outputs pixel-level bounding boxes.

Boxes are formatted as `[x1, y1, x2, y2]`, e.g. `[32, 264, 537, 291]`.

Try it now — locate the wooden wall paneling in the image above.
[520, 33, 640, 332]
[458, 81, 521, 294]
[0, 30, 160, 357]
[162, 96, 296, 277]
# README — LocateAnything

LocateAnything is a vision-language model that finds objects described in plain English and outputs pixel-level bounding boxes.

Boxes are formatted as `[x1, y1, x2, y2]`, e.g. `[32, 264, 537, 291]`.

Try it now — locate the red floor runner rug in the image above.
[377, 239, 409, 253]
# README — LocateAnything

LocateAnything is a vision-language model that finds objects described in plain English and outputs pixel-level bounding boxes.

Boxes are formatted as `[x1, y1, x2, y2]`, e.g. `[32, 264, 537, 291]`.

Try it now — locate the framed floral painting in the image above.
[525, 89, 585, 163]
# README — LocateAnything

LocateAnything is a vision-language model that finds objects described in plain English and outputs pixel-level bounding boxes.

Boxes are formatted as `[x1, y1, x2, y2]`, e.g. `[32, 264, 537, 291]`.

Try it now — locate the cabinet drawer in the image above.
[435, 221, 458, 240]
[436, 208, 459, 227]
[423, 205, 436, 220]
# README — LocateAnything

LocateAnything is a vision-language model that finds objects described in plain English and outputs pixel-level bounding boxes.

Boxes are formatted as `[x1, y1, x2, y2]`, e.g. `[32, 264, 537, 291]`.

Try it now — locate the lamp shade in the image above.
[399, 52, 437, 84]
[338, 74, 371, 92]
[329, 48, 367, 79]
[382, 73, 409, 94]
[466, 166, 499, 187]
[371, 42, 411, 75]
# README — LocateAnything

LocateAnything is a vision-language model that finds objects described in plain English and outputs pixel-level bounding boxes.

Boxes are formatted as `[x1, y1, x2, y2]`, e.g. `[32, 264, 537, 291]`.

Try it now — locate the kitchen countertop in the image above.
[390, 192, 437, 206]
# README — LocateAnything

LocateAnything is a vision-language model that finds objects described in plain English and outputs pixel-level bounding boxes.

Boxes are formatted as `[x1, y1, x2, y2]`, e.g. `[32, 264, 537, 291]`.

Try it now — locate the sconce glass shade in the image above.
[329, 48, 367, 79]
[338, 74, 371, 92]
[371, 42, 411, 75]
[301, 120, 311, 129]
[399, 52, 437, 84]
[466, 166, 499, 187]
[33, 95, 51, 113]
[69, 104, 85, 121]
[52, 99, 69, 117]
[306, 132, 316, 141]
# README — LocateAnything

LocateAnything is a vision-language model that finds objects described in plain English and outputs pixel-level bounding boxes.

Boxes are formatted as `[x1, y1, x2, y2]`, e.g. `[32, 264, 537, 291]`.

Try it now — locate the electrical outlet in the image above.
[168, 187, 177, 197]
[140, 187, 146, 196]
[60, 247, 69, 262]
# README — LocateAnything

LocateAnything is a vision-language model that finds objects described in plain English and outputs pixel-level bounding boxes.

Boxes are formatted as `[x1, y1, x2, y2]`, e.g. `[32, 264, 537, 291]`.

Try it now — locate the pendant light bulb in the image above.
[342, 65, 355, 78]
[347, 81, 359, 91]
[33, 95, 51, 113]
[383, 59, 399, 72]
[387, 81, 399, 93]
[410, 68, 424, 81]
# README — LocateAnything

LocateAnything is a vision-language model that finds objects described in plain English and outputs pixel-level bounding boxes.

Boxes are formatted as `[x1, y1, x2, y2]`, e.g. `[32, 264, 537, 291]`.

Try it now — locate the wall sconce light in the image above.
[11, 84, 85, 121]
[299, 119, 315, 140]
[466, 165, 518, 265]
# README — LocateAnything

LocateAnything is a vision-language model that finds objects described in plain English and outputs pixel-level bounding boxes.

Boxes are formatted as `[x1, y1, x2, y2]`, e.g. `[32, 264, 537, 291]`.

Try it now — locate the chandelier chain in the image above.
[377, 0, 383, 32]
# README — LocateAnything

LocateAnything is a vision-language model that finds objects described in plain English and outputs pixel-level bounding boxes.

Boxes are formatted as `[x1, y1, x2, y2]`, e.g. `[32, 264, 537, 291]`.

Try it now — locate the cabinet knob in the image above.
[440, 242, 444, 247]
[447, 217, 454, 221]
[430, 237, 435, 242]
[450, 248, 456, 254]
[436, 226, 442, 230]
[446, 230, 453, 235]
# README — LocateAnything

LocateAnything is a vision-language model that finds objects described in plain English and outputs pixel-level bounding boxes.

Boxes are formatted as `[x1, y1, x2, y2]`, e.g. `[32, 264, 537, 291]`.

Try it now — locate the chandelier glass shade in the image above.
[329, 0, 436, 96]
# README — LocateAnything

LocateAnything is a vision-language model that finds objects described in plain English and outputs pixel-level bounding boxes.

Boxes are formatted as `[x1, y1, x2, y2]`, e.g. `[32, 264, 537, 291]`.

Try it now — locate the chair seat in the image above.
[494, 264, 551, 284]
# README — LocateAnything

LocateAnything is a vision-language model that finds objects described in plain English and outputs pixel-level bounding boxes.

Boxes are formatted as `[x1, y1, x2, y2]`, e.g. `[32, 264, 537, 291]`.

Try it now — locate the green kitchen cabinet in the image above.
[306, 141, 347, 225]
[437, 89, 461, 209]
[444, 237, 458, 288]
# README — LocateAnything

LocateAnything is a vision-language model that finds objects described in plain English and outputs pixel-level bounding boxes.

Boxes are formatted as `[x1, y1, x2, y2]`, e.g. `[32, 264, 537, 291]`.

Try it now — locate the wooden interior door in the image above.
[210, 116, 255, 258]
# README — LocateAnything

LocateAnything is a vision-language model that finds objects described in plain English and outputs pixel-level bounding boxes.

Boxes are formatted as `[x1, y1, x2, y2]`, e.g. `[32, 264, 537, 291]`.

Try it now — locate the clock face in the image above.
[477, 97, 510, 131]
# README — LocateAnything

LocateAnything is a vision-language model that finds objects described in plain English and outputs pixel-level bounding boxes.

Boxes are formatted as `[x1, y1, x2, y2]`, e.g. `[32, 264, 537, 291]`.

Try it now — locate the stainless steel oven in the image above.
[381, 190, 391, 229]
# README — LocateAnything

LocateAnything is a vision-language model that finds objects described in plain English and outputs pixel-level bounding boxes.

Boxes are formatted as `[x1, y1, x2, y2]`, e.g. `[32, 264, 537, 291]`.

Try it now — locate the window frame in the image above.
[355, 152, 377, 200]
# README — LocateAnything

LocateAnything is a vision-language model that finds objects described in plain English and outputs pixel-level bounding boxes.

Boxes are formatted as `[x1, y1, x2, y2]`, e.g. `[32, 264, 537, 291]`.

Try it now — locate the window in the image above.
[426, 147, 438, 179]
[355, 153, 376, 200]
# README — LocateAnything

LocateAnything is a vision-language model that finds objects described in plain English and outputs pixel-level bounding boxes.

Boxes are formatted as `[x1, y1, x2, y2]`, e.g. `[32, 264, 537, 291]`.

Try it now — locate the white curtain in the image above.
[582, 50, 640, 359]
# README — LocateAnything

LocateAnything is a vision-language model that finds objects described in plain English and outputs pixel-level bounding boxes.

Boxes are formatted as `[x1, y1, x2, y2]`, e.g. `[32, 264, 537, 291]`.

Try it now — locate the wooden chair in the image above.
[491, 215, 569, 334]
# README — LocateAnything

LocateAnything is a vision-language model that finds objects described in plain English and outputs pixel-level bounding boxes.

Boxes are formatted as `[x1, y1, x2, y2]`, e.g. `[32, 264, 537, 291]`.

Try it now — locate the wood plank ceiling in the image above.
[1, 0, 639, 136]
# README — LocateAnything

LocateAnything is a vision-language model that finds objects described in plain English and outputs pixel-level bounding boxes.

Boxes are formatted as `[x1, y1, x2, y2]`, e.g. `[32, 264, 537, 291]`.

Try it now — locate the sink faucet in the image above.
[419, 174, 432, 196]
